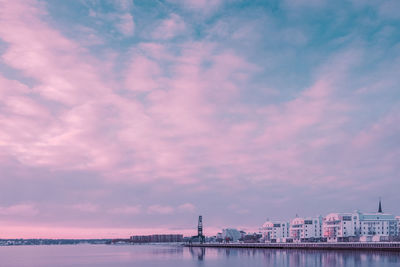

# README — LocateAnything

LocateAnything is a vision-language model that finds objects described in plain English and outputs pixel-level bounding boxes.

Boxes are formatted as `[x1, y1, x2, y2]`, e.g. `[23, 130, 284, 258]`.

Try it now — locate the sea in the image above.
[0, 244, 399, 267]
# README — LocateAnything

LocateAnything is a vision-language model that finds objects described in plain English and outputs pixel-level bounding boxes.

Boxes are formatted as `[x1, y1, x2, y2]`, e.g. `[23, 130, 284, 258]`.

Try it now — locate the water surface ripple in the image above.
[0, 244, 399, 267]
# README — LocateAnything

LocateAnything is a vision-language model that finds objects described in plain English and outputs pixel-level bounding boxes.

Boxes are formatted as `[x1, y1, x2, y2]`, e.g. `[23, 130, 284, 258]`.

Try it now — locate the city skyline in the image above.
[0, 0, 399, 238]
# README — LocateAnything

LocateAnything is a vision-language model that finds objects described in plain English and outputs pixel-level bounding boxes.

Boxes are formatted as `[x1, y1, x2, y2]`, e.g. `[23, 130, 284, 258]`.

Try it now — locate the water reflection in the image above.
[260, 249, 400, 267]
[187, 247, 400, 266]
[0, 245, 399, 266]
[189, 247, 205, 261]
[146, 245, 184, 257]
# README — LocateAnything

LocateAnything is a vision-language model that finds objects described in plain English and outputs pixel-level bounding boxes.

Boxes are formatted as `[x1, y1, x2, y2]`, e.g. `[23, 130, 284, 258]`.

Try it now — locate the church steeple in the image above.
[378, 198, 382, 213]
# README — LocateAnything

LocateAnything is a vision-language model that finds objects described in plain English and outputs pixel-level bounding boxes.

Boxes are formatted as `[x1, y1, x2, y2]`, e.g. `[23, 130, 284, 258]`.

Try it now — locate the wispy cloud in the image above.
[166, 0, 224, 14]
[109, 205, 142, 215]
[178, 203, 196, 213]
[69, 203, 99, 213]
[147, 205, 174, 215]
[0, 204, 38, 216]
[151, 14, 186, 40]
[87, 0, 135, 37]
[116, 13, 135, 36]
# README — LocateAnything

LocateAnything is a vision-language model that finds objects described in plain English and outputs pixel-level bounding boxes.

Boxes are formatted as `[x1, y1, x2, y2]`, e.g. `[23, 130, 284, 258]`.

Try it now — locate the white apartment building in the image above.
[324, 212, 360, 242]
[323, 201, 398, 242]
[289, 216, 323, 242]
[261, 200, 399, 243]
[359, 212, 397, 237]
[260, 221, 290, 242]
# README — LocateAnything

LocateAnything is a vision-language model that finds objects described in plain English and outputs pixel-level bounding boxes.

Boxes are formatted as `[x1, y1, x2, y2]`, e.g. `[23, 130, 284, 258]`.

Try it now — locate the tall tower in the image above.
[198, 215, 203, 237]
[197, 215, 205, 243]
[378, 198, 383, 213]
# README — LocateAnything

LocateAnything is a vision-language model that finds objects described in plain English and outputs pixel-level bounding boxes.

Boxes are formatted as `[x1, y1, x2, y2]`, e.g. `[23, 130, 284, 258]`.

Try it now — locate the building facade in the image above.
[289, 216, 323, 242]
[260, 221, 290, 242]
[323, 212, 360, 242]
[323, 203, 398, 242]
[259, 200, 399, 243]
[359, 213, 398, 238]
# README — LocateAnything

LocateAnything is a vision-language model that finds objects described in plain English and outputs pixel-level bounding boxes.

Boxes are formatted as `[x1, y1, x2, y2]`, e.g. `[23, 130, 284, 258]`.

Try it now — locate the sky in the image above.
[0, 0, 399, 238]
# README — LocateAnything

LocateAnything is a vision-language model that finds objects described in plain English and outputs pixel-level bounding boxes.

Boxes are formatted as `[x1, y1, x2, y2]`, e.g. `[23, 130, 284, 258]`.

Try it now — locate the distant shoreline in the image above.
[0, 239, 189, 246]
[0, 239, 112, 246]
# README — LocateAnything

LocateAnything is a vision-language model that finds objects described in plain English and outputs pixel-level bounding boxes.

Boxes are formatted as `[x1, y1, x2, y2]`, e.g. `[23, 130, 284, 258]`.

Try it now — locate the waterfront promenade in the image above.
[187, 242, 400, 252]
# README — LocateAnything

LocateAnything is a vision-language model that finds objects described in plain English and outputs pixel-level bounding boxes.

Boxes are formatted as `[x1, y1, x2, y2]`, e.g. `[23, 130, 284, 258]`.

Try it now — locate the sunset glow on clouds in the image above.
[0, 0, 399, 238]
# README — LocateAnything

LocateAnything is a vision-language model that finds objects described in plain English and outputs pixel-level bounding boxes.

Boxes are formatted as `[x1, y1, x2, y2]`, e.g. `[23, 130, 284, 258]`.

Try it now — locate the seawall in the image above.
[186, 242, 400, 252]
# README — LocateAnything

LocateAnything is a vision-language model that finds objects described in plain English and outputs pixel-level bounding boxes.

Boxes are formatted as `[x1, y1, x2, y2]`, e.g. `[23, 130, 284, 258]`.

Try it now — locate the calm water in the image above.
[0, 245, 399, 267]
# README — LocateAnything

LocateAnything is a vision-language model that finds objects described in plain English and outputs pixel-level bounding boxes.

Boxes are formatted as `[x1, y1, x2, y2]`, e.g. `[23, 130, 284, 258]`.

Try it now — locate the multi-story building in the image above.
[289, 216, 323, 242]
[260, 221, 290, 242]
[323, 201, 398, 242]
[261, 200, 399, 243]
[396, 216, 400, 236]
[359, 213, 397, 237]
[323, 212, 360, 242]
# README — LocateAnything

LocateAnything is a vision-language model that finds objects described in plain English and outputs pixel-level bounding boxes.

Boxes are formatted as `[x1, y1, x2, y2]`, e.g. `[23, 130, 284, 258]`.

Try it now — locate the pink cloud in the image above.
[178, 203, 196, 213]
[137, 42, 173, 60]
[124, 55, 161, 91]
[0, 204, 38, 216]
[0, 76, 30, 96]
[0, 0, 354, 194]
[4, 96, 49, 118]
[108, 205, 142, 215]
[0, 0, 110, 106]
[147, 205, 174, 215]
[69, 203, 99, 213]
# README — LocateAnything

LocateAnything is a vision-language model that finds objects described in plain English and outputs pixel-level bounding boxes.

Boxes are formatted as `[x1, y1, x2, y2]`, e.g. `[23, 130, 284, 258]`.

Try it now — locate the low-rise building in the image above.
[290, 216, 323, 242]
[260, 221, 290, 242]
[130, 234, 183, 243]
[323, 212, 360, 242]
[359, 212, 397, 237]
[261, 200, 399, 243]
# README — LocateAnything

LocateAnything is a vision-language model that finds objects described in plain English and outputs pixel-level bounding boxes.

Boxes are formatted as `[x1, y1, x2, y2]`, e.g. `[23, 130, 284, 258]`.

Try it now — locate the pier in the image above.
[186, 242, 400, 252]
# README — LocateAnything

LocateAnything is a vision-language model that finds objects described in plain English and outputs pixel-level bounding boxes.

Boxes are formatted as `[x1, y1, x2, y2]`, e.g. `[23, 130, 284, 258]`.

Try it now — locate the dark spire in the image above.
[378, 198, 382, 213]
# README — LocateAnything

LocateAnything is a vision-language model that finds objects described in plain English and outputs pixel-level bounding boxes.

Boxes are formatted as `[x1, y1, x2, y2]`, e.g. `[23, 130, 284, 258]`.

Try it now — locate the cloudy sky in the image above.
[0, 0, 399, 238]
